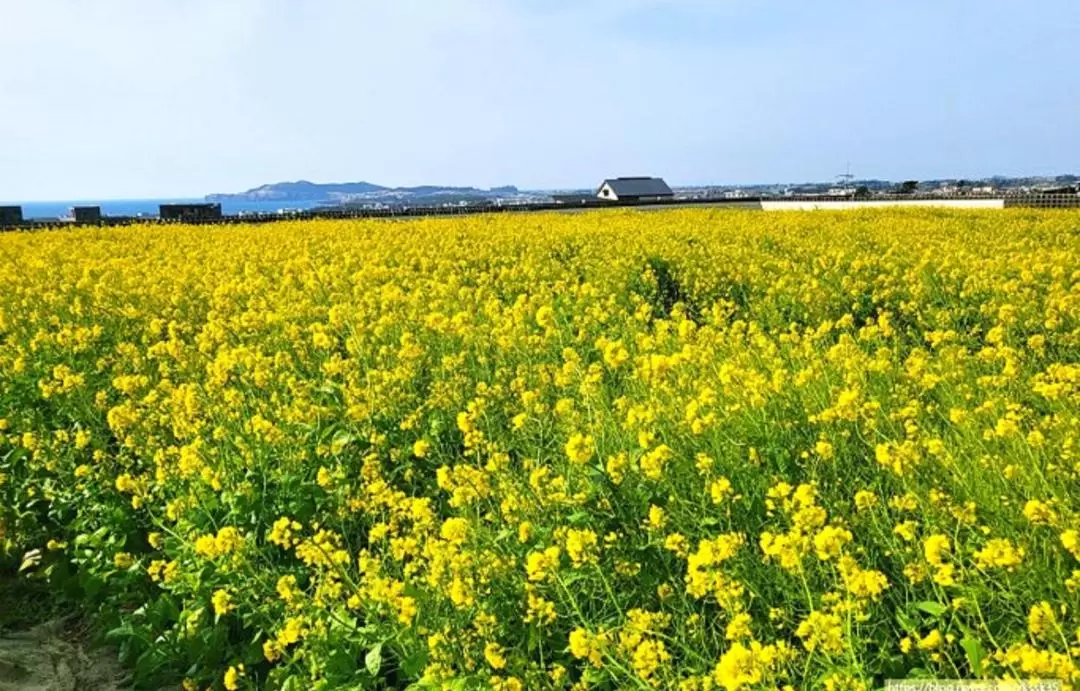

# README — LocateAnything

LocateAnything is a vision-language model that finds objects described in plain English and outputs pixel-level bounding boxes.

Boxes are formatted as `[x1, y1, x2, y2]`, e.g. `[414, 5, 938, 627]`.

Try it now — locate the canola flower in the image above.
[1, 208, 1079, 689]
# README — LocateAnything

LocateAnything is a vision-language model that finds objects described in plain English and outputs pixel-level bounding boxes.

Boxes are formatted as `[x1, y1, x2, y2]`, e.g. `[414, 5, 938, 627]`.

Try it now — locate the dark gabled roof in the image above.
[599, 177, 673, 198]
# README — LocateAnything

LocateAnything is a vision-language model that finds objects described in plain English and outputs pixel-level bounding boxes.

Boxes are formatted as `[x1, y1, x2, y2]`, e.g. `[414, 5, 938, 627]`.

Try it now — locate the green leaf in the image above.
[566, 511, 590, 526]
[365, 642, 383, 676]
[134, 648, 167, 679]
[83, 575, 102, 598]
[103, 626, 130, 643]
[561, 570, 587, 587]
[332, 430, 358, 449]
[281, 676, 306, 691]
[961, 633, 986, 677]
[400, 645, 428, 678]
[915, 601, 947, 618]
[325, 650, 358, 681]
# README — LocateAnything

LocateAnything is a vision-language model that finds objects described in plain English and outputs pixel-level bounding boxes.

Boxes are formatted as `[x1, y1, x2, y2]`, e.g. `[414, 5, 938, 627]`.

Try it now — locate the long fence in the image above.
[2, 193, 1079, 231]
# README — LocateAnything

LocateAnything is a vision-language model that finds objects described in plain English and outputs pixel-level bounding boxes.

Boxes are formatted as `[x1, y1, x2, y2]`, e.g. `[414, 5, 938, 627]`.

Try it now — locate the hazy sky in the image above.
[2, 0, 1077, 200]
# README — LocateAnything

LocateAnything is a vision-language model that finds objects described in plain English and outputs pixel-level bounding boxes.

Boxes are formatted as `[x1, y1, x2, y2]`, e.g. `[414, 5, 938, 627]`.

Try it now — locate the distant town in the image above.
[210, 174, 1080, 212]
[2, 173, 1078, 227]
[674, 173, 1080, 202]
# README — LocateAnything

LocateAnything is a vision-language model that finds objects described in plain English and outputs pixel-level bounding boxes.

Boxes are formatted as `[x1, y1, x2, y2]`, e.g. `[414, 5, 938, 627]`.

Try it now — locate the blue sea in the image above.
[7, 198, 324, 220]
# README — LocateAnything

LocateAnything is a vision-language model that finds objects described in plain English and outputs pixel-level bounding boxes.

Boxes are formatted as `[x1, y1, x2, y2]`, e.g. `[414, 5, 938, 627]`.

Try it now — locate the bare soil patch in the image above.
[0, 579, 127, 691]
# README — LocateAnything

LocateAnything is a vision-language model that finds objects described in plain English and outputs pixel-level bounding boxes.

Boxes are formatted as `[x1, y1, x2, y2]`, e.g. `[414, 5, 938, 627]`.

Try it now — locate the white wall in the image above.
[760, 199, 1005, 211]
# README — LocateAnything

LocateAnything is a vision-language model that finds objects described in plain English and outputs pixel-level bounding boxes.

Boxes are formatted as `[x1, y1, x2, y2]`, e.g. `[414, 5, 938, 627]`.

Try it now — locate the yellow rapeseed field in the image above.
[1, 208, 1079, 690]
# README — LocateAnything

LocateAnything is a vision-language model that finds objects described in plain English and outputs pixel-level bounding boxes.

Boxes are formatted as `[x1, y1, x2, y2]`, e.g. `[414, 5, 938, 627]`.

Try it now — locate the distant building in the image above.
[1035, 184, 1080, 195]
[596, 177, 674, 202]
[0, 206, 23, 227]
[551, 193, 596, 205]
[73, 206, 103, 223]
[790, 186, 829, 196]
[160, 203, 222, 222]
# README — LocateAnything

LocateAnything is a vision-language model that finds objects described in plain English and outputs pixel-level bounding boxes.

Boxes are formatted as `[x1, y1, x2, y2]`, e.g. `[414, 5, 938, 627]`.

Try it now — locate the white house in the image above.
[597, 177, 674, 202]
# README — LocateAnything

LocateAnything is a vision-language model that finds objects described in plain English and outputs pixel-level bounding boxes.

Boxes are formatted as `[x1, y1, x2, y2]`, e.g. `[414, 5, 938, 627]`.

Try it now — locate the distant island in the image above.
[207, 180, 538, 208]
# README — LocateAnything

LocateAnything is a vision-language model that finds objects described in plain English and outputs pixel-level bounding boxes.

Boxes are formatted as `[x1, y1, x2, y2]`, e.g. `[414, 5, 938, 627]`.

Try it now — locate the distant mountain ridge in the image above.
[207, 180, 522, 205]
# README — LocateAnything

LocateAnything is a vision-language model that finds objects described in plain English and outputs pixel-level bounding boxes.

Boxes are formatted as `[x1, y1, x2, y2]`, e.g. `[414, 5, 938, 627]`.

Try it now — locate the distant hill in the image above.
[207, 180, 387, 202]
[207, 180, 525, 206]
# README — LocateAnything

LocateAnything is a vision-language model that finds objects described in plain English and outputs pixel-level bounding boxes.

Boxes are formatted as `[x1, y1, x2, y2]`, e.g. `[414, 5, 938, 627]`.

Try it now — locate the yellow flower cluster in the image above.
[2, 208, 1079, 689]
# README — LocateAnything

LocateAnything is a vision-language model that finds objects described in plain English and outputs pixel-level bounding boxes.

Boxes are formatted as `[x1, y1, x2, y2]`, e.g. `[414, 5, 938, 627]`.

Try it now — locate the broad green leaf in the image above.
[366, 642, 383, 676]
[961, 634, 986, 677]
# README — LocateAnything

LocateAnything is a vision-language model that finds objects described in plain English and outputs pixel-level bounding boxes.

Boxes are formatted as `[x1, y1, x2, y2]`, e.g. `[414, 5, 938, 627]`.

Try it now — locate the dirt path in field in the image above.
[0, 575, 128, 691]
[0, 619, 128, 691]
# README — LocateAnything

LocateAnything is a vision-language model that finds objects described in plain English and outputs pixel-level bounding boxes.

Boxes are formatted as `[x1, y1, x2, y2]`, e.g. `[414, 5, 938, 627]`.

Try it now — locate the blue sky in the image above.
[1, 0, 1077, 200]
